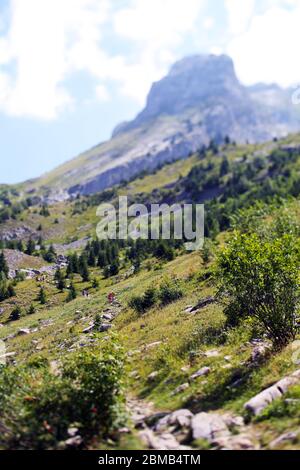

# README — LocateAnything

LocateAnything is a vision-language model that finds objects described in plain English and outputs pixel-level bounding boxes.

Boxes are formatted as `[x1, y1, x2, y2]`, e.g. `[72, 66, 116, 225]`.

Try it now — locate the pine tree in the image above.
[40, 205, 50, 217]
[38, 287, 47, 305]
[27, 304, 36, 315]
[54, 268, 66, 291]
[88, 251, 96, 267]
[220, 157, 230, 177]
[66, 283, 77, 302]
[17, 240, 24, 252]
[94, 313, 102, 331]
[79, 255, 90, 282]
[43, 245, 56, 263]
[0, 252, 9, 278]
[54, 268, 61, 281]
[9, 306, 22, 322]
[98, 251, 108, 268]
[26, 239, 35, 255]
[6, 283, 16, 298]
[109, 260, 119, 277]
[66, 253, 79, 277]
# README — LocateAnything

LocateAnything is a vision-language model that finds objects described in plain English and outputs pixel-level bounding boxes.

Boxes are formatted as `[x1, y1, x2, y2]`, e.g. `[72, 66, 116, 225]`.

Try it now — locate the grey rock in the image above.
[269, 431, 299, 449]
[144, 341, 162, 351]
[129, 370, 140, 379]
[82, 324, 94, 334]
[64, 435, 83, 447]
[222, 364, 232, 369]
[202, 349, 219, 358]
[102, 313, 113, 321]
[155, 409, 193, 432]
[190, 367, 211, 381]
[191, 412, 230, 442]
[172, 383, 190, 395]
[100, 323, 112, 332]
[222, 414, 244, 429]
[224, 355, 232, 362]
[67, 427, 79, 437]
[250, 341, 272, 363]
[147, 371, 159, 382]
[139, 429, 180, 450]
[244, 369, 300, 415]
[213, 435, 256, 450]
[17, 328, 31, 336]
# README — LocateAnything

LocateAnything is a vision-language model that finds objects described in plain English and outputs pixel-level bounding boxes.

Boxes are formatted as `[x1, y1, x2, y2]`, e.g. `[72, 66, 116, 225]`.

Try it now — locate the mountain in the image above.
[27, 54, 300, 198]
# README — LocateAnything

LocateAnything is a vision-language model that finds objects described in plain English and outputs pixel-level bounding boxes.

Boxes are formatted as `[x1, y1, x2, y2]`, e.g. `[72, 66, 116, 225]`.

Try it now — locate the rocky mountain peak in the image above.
[113, 54, 244, 136]
[31, 54, 300, 196]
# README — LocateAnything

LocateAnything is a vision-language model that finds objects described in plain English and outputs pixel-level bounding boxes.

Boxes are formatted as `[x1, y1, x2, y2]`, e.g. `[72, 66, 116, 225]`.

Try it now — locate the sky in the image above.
[0, 0, 300, 184]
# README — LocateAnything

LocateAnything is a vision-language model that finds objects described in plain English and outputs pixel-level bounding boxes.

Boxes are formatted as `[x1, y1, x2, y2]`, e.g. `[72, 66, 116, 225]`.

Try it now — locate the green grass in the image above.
[2, 134, 300, 449]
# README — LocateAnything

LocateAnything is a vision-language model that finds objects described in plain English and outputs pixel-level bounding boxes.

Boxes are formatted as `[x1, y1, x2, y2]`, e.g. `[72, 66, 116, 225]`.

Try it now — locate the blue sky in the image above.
[0, 0, 299, 184]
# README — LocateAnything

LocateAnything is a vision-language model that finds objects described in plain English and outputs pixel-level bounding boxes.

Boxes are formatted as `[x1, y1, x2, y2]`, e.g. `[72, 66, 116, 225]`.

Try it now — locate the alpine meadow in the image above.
[1, 0, 300, 459]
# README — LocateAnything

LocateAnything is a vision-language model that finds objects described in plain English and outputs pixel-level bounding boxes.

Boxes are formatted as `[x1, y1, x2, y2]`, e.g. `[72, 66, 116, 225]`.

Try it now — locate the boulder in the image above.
[83, 322, 112, 334]
[189, 296, 216, 313]
[102, 313, 113, 321]
[139, 429, 180, 450]
[64, 435, 83, 447]
[17, 328, 31, 336]
[250, 341, 272, 363]
[172, 383, 190, 395]
[203, 350, 219, 358]
[191, 412, 230, 442]
[190, 367, 211, 381]
[100, 323, 112, 332]
[244, 369, 300, 415]
[213, 434, 256, 450]
[82, 324, 94, 334]
[147, 371, 159, 382]
[144, 341, 162, 351]
[155, 409, 193, 432]
[269, 431, 299, 449]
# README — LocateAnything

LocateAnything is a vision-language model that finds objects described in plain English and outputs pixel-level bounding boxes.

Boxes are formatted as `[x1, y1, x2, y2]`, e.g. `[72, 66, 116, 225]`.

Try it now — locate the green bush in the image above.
[216, 231, 300, 347]
[158, 279, 183, 306]
[129, 287, 157, 314]
[0, 340, 125, 449]
[129, 279, 183, 314]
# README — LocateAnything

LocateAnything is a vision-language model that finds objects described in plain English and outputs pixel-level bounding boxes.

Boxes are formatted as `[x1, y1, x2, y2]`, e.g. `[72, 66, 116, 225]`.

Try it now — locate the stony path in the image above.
[127, 397, 192, 450]
[126, 396, 261, 450]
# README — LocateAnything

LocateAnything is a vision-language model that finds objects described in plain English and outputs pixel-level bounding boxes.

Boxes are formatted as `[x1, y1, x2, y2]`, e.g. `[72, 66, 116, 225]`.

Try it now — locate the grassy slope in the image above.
[1, 246, 299, 449]
[0, 139, 266, 245]
[1, 135, 300, 449]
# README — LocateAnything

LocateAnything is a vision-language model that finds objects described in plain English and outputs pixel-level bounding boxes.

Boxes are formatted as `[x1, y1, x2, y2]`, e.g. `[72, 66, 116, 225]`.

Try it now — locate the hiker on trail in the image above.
[108, 292, 115, 303]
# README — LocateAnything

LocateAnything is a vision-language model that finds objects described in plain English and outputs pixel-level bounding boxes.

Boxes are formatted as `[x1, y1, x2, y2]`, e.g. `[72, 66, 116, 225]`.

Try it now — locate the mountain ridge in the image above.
[25, 54, 300, 198]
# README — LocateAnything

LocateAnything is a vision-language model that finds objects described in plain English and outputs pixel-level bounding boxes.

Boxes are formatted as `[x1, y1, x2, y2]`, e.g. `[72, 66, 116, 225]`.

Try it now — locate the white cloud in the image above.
[112, 0, 204, 104]
[203, 17, 214, 30]
[227, 5, 300, 86]
[0, 0, 110, 119]
[95, 84, 110, 102]
[114, 0, 203, 45]
[225, 0, 256, 35]
[0, 0, 205, 118]
[210, 46, 223, 55]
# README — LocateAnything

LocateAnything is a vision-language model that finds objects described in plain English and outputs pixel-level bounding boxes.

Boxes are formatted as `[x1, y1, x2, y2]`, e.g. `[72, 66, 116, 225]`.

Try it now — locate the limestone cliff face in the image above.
[32, 55, 300, 196]
[115, 55, 247, 132]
